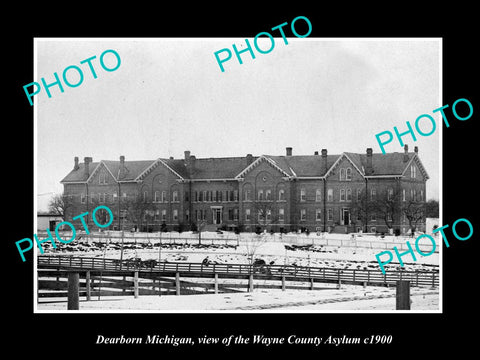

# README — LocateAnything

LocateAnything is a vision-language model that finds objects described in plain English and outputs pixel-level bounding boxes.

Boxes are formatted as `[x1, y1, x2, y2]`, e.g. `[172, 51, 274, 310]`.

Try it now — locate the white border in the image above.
[33, 37, 443, 314]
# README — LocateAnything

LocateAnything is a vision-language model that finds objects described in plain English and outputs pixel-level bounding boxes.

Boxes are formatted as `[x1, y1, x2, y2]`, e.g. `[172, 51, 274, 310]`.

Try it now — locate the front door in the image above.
[212, 208, 222, 224]
[342, 209, 350, 225]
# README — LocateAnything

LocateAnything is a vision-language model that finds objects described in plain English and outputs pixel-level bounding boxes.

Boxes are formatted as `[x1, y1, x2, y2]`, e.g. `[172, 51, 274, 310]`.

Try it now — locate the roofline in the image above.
[135, 158, 185, 182]
[401, 154, 430, 180]
[188, 178, 238, 182]
[365, 175, 403, 179]
[235, 155, 291, 179]
[324, 153, 365, 179]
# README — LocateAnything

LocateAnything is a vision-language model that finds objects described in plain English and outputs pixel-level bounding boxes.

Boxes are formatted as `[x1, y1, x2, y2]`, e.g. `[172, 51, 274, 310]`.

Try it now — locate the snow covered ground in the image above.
[39, 231, 439, 272]
[36, 283, 439, 312]
[36, 231, 440, 312]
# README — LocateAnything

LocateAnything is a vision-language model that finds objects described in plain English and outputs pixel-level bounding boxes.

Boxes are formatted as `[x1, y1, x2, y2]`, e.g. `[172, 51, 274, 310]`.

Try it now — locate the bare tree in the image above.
[120, 194, 156, 231]
[402, 200, 426, 236]
[350, 190, 372, 232]
[253, 201, 279, 231]
[371, 189, 401, 230]
[48, 193, 74, 219]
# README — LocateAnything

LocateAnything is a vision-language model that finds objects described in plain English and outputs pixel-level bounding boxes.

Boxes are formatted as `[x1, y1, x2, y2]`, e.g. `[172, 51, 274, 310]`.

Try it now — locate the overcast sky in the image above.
[35, 38, 441, 211]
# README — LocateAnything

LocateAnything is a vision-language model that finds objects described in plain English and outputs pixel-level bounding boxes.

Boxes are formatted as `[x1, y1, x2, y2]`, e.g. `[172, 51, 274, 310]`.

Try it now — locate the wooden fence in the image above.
[37, 255, 438, 300]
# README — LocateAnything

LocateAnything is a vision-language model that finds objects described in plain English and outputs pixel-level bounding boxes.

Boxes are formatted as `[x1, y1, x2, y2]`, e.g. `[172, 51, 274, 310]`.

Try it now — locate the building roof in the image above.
[61, 149, 428, 184]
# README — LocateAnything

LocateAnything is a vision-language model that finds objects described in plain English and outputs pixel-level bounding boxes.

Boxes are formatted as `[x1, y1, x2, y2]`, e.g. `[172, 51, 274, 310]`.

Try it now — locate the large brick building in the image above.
[60, 145, 429, 234]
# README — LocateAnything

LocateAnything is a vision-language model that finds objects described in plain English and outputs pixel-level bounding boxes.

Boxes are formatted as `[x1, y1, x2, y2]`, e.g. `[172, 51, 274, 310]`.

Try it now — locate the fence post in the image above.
[175, 272, 181, 295]
[67, 272, 80, 310]
[310, 278, 314, 290]
[281, 276, 286, 291]
[431, 272, 436, 289]
[396, 280, 410, 310]
[134, 271, 139, 298]
[214, 273, 219, 294]
[248, 273, 254, 292]
[86, 271, 91, 301]
[337, 269, 341, 289]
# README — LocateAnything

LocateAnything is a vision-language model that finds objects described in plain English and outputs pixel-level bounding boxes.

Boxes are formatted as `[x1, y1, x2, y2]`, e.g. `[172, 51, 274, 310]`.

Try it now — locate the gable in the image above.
[325, 153, 364, 180]
[86, 161, 117, 184]
[235, 155, 291, 179]
[136, 158, 185, 182]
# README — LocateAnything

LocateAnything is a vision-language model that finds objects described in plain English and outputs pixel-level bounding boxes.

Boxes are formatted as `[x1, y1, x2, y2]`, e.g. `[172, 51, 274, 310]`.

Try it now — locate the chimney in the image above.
[184, 150, 191, 160]
[187, 155, 196, 175]
[74, 156, 79, 171]
[314, 151, 319, 155]
[84, 157, 93, 178]
[119, 155, 126, 179]
[414, 146, 418, 154]
[321, 149, 328, 173]
[246, 153, 253, 165]
[366, 148, 373, 175]
[286, 147, 292, 156]
[404, 144, 409, 162]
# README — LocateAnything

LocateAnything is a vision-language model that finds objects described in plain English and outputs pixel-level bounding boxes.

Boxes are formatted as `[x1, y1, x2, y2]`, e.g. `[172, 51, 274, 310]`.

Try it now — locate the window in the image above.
[402, 189, 406, 201]
[346, 188, 352, 201]
[203, 191, 207, 202]
[370, 212, 376, 221]
[420, 190, 424, 201]
[300, 209, 306, 221]
[265, 189, 272, 201]
[266, 209, 271, 221]
[411, 165, 416, 178]
[388, 188, 393, 201]
[278, 208, 284, 222]
[316, 209, 322, 221]
[218, 190, 223, 202]
[172, 209, 178, 221]
[143, 191, 148, 202]
[211, 191, 216, 202]
[234, 208, 238, 221]
[154, 210, 160, 221]
[112, 193, 117, 203]
[185, 191, 189, 202]
[346, 168, 352, 181]
[154, 191, 160, 203]
[99, 172, 107, 184]
[162, 209, 167, 221]
[340, 168, 345, 181]
[172, 191, 179, 202]
[278, 189, 285, 201]
[223, 190, 227, 202]
[245, 208, 251, 221]
[258, 189, 264, 201]
[234, 190, 238, 201]
[387, 211, 393, 222]
[370, 188, 376, 200]
[228, 209, 234, 221]
[327, 208, 333, 221]
[356, 188, 362, 201]
[244, 189, 252, 201]
[185, 210, 189, 221]
[230, 190, 234, 202]
[413, 189, 417, 202]
[315, 189, 321, 202]
[327, 189, 333, 201]
[81, 193, 86, 204]
[340, 189, 345, 202]
[161, 191, 167, 202]
[300, 189, 306, 202]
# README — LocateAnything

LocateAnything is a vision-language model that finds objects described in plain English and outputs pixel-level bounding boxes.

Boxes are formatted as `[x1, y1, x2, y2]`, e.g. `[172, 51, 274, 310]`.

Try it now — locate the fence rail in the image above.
[37, 255, 438, 288]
